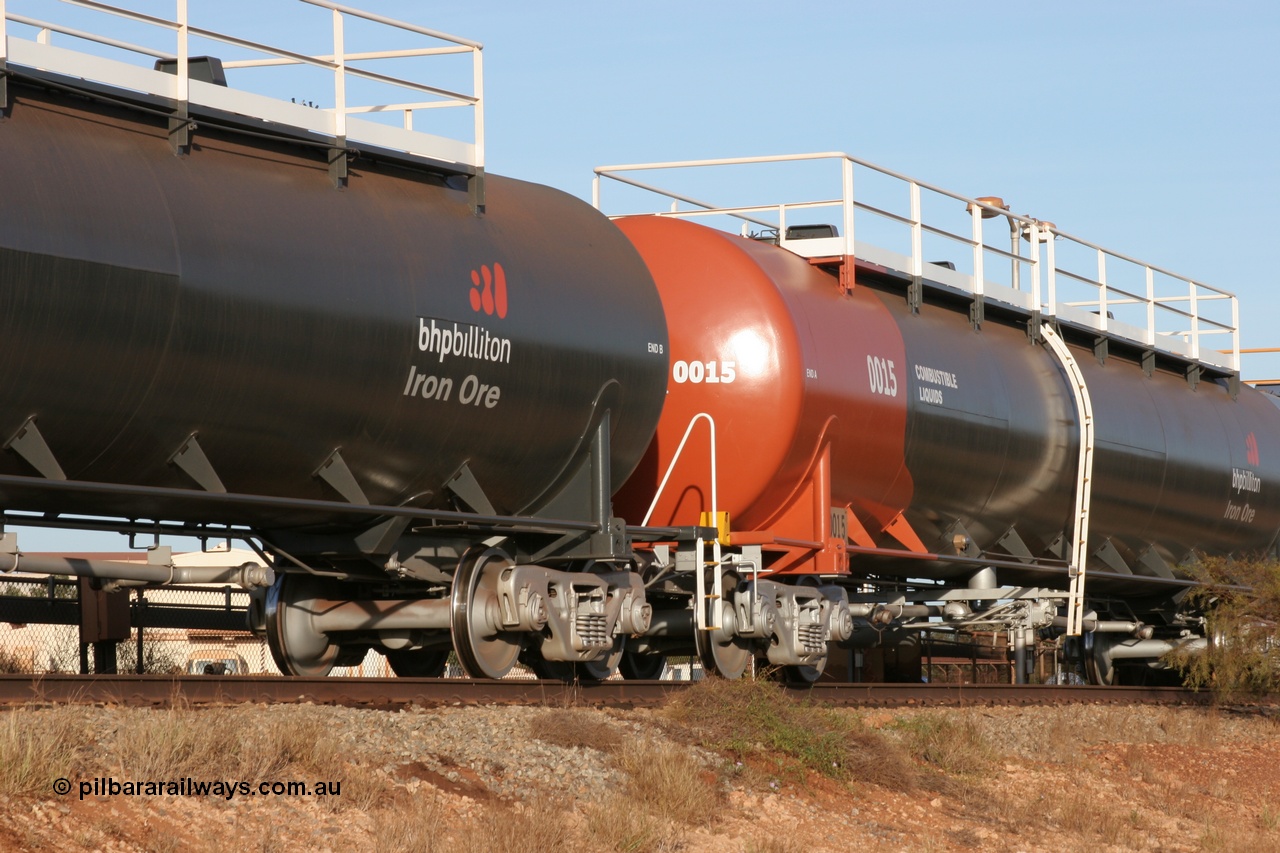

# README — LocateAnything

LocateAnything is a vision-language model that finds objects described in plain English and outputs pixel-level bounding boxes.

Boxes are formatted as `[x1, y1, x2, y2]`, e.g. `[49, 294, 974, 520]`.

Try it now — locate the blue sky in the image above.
[7, 0, 1279, 550]
[368, 2, 1276, 369]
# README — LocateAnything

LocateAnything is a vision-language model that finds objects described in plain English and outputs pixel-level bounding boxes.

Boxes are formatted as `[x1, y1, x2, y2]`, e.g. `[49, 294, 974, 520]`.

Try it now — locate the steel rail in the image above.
[0, 675, 1235, 709]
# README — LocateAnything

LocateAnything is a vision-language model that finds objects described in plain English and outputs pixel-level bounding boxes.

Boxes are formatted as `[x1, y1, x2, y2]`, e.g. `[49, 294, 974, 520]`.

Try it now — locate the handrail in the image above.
[0, 0, 483, 168]
[642, 413, 717, 527]
[594, 153, 1239, 372]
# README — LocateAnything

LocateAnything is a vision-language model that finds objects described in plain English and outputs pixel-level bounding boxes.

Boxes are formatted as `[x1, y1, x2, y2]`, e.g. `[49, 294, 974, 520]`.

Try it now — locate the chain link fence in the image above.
[3, 575, 707, 679]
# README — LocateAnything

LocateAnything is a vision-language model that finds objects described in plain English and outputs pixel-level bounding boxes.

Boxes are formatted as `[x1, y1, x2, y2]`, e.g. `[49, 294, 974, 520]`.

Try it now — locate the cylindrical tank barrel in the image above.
[614, 215, 1280, 586]
[0, 82, 668, 530]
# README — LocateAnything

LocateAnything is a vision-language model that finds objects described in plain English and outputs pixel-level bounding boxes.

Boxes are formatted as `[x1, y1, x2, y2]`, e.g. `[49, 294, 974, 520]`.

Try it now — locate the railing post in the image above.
[972, 219, 987, 327]
[176, 0, 188, 104]
[1096, 248, 1108, 331]
[839, 156, 849, 256]
[1145, 266, 1156, 346]
[1029, 221, 1041, 315]
[327, 8, 348, 187]
[971, 205, 984, 297]
[1043, 225, 1055, 318]
[165, 0, 191, 154]
[1188, 281, 1200, 360]
[332, 8, 346, 139]
[0, 0, 8, 110]
[468, 44, 485, 213]
[1232, 295, 1241, 372]
[909, 180, 922, 281]
[472, 46, 485, 172]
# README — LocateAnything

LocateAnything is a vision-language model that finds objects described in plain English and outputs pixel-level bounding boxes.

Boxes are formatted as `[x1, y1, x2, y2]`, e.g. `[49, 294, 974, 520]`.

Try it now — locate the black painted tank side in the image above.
[0, 81, 668, 529]
[873, 285, 1280, 586]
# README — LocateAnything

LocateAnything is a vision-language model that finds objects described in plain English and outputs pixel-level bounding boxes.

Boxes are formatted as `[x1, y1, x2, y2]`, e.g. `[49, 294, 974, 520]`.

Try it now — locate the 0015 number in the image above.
[673, 360, 736, 384]
[867, 355, 897, 397]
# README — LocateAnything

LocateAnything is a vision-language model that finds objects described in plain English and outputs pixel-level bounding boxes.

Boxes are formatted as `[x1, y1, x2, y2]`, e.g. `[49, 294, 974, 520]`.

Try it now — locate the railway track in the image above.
[0, 674, 1227, 709]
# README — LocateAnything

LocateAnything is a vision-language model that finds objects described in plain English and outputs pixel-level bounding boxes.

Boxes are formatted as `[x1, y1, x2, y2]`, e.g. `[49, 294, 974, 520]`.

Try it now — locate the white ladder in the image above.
[1041, 325, 1095, 636]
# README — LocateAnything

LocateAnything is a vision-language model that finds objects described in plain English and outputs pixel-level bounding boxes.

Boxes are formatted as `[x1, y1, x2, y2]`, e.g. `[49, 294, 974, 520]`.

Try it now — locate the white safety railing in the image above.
[594, 153, 1239, 373]
[0, 0, 483, 169]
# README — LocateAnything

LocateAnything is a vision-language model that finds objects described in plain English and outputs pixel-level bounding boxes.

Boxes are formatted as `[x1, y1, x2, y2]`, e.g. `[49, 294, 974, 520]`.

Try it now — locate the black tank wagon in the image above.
[1, 1, 1274, 687]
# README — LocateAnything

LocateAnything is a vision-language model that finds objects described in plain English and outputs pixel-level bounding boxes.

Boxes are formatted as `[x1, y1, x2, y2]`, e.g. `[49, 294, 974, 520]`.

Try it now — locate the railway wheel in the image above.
[1083, 632, 1116, 686]
[694, 569, 752, 679]
[265, 573, 343, 677]
[450, 547, 522, 679]
[385, 648, 450, 678]
[619, 649, 667, 680]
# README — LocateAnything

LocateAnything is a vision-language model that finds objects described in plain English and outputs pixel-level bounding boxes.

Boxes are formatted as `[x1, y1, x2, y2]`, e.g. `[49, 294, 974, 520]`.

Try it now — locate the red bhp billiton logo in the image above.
[1246, 431, 1260, 466]
[470, 263, 507, 318]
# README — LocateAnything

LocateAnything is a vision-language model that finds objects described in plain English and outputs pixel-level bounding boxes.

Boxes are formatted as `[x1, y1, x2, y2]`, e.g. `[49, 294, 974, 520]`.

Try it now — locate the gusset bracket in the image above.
[3, 416, 66, 480]
[469, 167, 486, 216]
[168, 115, 194, 156]
[314, 448, 369, 506]
[168, 432, 227, 493]
[445, 462, 497, 516]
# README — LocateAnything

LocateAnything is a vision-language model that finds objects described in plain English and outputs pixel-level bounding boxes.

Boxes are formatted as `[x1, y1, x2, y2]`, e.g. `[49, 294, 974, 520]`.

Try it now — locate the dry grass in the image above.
[370, 794, 447, 853]
[1154, 706, 1224, 746]
[0, 647, 33, 674]
[452, 798, 572, 853]
[664, 675, 916, 791]
[1055, 788, 1138, 848]
[584, 792, 670, 852]
[527, 707, 624, 752]
[0, 706, 87, 795]
[1199, 817, 1277, 853]
[745, 838, 803, 853]
[889, 713, 995, 775]
[1123, 752, 1168, 786]
[107, 705, 346, 782]
[325, 768, 395, 813]
[614, 739, 721, 826]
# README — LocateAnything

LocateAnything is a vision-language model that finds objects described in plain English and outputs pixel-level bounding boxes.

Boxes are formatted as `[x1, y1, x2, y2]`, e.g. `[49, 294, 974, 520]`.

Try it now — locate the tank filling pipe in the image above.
[1105, 637, 1206, 660]
[1051, 615, 1150, 637]
[870, 604, 938, 625]
[0, 553, 274, 587]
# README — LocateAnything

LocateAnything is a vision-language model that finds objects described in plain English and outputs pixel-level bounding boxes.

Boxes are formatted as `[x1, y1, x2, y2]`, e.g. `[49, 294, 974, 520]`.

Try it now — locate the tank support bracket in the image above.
[167, 115, 192, 156]
[168, 432, 227, 493]
[907, 276, 923, 314]
[3, 416, 66, 481]
[328, 143, 353, 189]
[445, 463, 496, 516]
[969, 296, 984, 329]
[469, 167, 486, 215]
[314, 448, 370, 506]
[1025, 311, 1041, 345]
